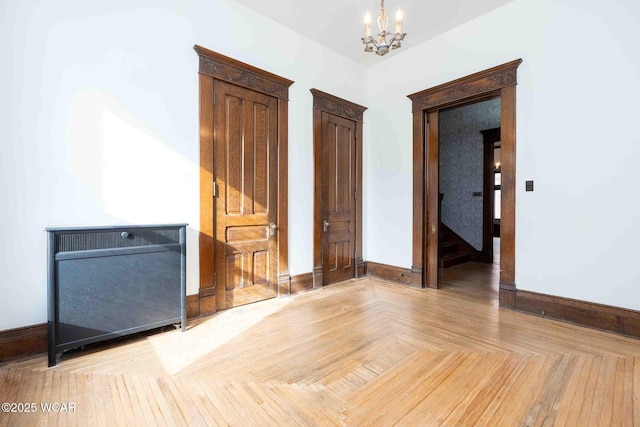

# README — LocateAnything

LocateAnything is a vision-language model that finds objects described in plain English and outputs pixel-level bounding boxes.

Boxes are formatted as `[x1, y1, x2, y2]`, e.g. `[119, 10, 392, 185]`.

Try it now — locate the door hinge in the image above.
[354, 190, 357, 200]
[213, 181, 218, 198]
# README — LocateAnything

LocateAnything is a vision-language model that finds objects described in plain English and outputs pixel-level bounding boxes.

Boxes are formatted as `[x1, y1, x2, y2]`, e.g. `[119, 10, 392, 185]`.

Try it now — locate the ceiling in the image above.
[234, 0, 516, 67]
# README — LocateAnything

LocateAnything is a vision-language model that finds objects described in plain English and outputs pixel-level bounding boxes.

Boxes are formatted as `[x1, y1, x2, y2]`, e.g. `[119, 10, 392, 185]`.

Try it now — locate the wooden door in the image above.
[214, 80, 278, 309]
[321, 112, 356, 285]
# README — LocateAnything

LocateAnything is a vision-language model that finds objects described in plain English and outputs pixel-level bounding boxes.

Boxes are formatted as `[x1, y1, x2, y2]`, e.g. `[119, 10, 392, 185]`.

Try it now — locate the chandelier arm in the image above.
[362, 36, 379, 48]
[389, 32, 405, 43]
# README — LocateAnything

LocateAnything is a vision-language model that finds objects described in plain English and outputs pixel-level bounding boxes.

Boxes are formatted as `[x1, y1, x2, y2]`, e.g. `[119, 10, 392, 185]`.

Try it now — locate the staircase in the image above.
[439, 236, 472, 269]
[438, 194, 474, 268]
[439, 241, 471, 268]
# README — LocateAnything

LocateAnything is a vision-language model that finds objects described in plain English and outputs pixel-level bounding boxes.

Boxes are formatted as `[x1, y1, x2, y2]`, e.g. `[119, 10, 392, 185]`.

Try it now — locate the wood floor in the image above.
[2, 260, 640, 426]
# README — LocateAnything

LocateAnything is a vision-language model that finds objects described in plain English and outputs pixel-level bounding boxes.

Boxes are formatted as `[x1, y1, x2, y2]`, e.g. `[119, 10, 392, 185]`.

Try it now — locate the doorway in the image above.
[195, 46, 294, 314]
[407, 59, 522, 308]
[440, 99, 501, 268]
[311, 89, 366, 287]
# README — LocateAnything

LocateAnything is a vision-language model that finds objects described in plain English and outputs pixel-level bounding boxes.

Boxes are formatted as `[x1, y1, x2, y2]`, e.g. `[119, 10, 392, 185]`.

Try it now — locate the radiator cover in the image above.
[46, 224, 187, 367]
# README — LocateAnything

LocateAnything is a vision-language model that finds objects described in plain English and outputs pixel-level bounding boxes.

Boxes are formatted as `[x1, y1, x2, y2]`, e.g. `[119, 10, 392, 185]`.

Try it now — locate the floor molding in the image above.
[514, 289, 640, 339]
[366, 261, 418, 288]
[0, 323, 47, 362]
[290, 272, 313, 294]
[187, 294, 201, 319]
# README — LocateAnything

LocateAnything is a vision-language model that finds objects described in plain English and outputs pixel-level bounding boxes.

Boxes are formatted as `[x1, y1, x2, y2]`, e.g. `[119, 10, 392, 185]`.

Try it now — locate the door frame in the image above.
[481, 126, 501, 264]
[407, 59, 522, 307]
[311, 89, 366, 288]
[195, 45, 294, 315]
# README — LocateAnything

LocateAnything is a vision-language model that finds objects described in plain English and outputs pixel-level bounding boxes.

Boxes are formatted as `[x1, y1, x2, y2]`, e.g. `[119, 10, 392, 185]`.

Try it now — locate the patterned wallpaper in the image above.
[439, 98, 500, 251]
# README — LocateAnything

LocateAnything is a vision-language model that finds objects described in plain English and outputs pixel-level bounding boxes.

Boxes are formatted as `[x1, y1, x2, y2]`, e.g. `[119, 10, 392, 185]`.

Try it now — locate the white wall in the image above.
[364, 0, 640, 310]
[0, 0, 367, 330]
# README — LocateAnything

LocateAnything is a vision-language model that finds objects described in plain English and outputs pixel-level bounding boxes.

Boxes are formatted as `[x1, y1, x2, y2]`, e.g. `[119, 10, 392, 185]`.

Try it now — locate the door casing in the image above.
[311, 89, 366, 288]
[195, 45, 294, 315]
[407, 59, 522, 308]
[481, 126, 501, 264]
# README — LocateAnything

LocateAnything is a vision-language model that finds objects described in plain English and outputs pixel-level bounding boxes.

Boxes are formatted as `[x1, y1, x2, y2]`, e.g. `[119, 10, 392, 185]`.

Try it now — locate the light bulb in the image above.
[364, 12, 372, 37]
[395, 10, 403, 33]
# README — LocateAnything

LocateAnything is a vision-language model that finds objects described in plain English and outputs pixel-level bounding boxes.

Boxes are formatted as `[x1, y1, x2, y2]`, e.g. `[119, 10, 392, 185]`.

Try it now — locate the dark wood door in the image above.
[321, 112, 356, 285]
[214, 80, 278, 309]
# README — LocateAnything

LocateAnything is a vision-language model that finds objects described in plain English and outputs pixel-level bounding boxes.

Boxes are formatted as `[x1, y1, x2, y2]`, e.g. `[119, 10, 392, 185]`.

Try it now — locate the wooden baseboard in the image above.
[356, 259, 367, 278]
[1, 295, 202, 362]
[312, 267, 323, 289]
[278, 273, 292, 297]
[198, 286, 217, 316]
[366, 261, 419, 288]
[499, 283, 516, 309]
[513, 289, 640, 339]
[187, 294, 200, 319]
[291, 273, 313, 294]
[0, 323, 47, 362]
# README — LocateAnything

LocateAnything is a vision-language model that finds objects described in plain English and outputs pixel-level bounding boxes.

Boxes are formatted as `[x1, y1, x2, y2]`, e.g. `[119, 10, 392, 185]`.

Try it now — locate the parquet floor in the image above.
[1, 258, 639, 425]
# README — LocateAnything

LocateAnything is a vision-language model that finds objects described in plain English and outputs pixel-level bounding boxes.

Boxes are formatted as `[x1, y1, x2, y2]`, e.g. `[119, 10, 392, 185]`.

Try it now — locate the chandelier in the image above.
[362, 0, 406, 56]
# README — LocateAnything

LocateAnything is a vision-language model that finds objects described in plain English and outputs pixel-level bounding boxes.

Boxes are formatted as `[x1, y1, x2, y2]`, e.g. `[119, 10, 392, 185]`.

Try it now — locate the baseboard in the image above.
[312, 267, 323, 289]
[277, 273, 292, 297]
[499, 283, 516, 309]
[290, 272, 314, 294]
[198, 286, 217, 316]
[0, 323, 47, 362]
[366, 261, 419, 288]
[356, 259, 367, 277]
[187, 294, 200, 318]
[1, 295, 202, 362]
[514, 289, 640, 339]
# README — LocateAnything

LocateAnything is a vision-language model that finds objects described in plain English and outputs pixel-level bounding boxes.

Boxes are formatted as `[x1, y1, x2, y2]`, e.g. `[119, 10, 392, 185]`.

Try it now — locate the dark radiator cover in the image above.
[46, 224, 187, 367]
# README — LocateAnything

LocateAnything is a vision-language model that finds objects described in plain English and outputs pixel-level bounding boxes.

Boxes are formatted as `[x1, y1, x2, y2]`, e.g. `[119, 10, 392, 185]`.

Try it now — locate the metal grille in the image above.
[55, 229, 180, 253]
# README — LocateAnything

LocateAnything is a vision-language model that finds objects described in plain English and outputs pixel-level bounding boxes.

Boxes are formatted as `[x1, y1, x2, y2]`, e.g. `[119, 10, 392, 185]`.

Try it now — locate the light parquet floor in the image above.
[1, 260, 640, 426]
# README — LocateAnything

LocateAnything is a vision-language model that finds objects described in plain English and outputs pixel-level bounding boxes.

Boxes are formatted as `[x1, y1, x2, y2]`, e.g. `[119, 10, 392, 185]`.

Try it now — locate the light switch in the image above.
[525, 180, 534, 191]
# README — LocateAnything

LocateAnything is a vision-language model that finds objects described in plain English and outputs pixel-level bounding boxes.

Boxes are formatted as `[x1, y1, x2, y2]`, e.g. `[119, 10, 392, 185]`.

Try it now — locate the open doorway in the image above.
[407, 59, 522, 308]
[439, 98, 501, 269]
[437, 99, 501, 299]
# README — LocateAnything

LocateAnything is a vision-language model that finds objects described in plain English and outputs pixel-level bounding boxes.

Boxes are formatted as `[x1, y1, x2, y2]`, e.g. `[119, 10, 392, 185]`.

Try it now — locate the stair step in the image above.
[442, 241, 458, 254]
[440, 251, 471, 268]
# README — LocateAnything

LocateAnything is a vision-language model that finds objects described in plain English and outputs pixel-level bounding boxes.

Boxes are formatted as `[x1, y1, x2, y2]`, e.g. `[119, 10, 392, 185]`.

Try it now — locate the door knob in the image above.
[323, 220, 330, 232]
[269, 222, 277, 236]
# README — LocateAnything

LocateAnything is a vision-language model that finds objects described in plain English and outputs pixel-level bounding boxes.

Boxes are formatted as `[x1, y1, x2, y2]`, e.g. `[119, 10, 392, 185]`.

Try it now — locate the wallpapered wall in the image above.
[439, 98, 501, 250]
